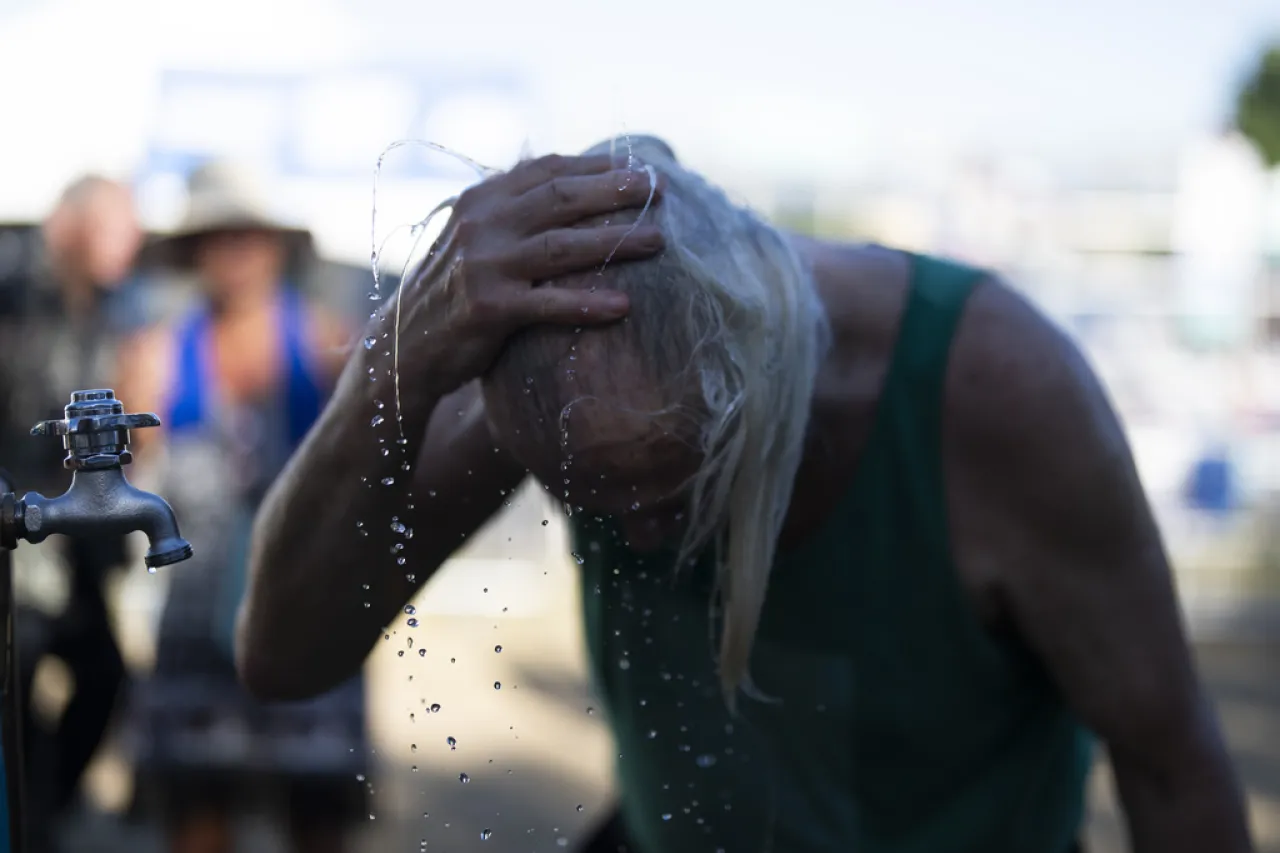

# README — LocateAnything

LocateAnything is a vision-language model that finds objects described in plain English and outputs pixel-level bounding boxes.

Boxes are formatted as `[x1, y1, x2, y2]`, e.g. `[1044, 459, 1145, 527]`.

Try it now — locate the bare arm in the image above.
[236, 315, 524, 701]
[951, 282, 1252, 852]
[237, 152, 665, 700]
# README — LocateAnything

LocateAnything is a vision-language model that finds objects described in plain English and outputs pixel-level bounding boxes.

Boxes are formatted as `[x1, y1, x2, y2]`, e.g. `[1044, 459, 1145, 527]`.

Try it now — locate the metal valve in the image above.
[31, 389, 159, 470]
[0, 389, 194, 568]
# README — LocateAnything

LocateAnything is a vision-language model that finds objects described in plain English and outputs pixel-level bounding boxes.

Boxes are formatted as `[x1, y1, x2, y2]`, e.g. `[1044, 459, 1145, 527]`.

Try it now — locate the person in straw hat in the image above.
[117, 159, 363, 853]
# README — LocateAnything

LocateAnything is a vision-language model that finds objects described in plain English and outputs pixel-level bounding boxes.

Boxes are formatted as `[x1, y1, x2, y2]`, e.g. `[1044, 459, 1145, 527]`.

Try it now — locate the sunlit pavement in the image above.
[59, 490, 1280, 852]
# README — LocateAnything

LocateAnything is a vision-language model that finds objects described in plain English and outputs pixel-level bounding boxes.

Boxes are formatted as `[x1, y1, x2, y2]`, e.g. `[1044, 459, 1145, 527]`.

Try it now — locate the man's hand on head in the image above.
[386, 153, 666, 401]
[948, 279, 1253, 853]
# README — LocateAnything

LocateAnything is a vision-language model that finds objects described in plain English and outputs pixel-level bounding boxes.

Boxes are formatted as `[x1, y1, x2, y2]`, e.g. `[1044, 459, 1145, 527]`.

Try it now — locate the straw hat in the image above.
[142, 159, 312, 269]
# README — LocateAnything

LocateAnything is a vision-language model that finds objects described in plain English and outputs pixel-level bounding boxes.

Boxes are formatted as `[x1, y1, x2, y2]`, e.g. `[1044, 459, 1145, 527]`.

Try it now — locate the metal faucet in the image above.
[0, 389, 191, 852]
[0, 389, 193, 566]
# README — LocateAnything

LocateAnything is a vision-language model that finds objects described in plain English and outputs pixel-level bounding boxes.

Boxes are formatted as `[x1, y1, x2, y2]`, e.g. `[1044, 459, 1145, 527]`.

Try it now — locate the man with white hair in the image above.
[236, 137, 1251, 852]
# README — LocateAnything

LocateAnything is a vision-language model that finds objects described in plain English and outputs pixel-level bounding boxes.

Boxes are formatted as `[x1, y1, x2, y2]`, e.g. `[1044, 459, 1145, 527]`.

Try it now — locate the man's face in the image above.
[79, 189, 142, 287]
[485, 383, 701, 552]
[46, 185, 142, 289]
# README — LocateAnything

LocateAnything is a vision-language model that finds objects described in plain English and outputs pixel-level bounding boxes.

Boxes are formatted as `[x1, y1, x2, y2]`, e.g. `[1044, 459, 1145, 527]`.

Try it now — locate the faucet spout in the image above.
[18, 468, 193, 569]
[0, 390, 195, 568]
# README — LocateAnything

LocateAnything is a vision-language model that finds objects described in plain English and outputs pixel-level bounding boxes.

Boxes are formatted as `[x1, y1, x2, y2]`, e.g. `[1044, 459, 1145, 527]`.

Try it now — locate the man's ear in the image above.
[582, 134, 678, 164]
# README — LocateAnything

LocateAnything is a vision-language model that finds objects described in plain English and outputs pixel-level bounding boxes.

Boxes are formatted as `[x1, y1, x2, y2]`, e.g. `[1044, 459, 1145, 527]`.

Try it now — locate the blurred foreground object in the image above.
[0, 175, 154, 852]
[0, 388, 192, 853]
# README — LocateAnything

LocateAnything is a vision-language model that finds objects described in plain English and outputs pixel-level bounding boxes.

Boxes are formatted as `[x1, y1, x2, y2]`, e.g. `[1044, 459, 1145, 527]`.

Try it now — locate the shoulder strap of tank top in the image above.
[165, 307, 213, 431]
[278, 286, 325, 446]
[891, 254, 986, 428]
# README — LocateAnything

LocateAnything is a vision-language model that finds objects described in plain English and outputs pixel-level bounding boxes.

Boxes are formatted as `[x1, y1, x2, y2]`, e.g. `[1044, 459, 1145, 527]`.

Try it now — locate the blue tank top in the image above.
[161, 287, 326, 657]
[165, 287, 324, 448]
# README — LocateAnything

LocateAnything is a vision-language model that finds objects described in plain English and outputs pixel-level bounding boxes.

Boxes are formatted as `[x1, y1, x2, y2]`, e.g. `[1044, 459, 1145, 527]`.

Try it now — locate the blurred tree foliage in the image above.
[1236, 42, 1280, 168]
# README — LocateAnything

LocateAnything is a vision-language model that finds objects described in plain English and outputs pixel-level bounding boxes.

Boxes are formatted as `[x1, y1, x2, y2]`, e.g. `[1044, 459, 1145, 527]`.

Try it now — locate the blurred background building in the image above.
[1, 0, 1280, 850]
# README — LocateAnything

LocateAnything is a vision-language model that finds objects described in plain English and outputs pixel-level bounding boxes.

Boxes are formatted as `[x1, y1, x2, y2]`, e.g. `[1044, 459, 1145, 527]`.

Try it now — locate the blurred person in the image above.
[240, 138, 1252, 853]
[117, 160, 363, 853]
[0, 174, 145, 849]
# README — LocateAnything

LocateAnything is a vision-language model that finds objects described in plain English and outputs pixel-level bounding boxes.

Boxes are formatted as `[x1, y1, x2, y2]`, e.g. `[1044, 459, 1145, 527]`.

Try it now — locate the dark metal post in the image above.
[0, 468, 24, 853]
[0, 390, 193, 853]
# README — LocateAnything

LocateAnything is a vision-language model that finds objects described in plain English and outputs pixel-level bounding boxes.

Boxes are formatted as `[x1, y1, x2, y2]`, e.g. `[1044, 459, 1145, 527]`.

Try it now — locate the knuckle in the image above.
[452, 215, 480, 243]
[548, 176, 576, 206]
[542, 232, 572, 262]
[453, 185, 483, 215]
[537, 153, 569, 176]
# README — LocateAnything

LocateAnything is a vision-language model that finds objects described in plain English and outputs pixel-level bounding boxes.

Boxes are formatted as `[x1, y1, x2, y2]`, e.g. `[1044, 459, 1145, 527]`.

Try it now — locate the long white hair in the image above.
[497, 136, 831, 706]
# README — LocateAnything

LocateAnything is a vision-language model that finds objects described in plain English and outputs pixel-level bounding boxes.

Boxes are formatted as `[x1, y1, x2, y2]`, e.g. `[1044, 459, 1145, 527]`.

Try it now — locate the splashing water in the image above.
[599, 162, 658, 272]
[370, 140, 498, 453]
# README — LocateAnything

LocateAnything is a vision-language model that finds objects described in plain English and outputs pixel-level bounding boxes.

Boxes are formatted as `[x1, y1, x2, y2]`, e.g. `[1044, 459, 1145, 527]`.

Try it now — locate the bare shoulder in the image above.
[945, 276, 1137, 531]
[304, 301, 355, 380]
[116, 325, 175, 408]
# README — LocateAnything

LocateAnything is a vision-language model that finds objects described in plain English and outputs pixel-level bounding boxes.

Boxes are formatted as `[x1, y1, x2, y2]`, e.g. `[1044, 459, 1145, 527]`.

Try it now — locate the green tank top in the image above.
[570, 254, 1093, 853]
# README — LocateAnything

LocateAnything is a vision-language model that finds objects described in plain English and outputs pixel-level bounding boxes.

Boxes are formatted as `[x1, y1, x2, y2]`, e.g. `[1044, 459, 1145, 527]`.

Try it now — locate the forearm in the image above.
[237, 312, 446, 699]
[1112, 719, 1252, 853]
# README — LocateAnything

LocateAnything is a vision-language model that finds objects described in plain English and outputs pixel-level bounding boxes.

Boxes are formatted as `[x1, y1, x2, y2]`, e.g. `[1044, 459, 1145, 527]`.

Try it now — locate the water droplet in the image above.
[381, 476, 395, 486]
[407, 618, 419, 627]
[494, 645, 503, 653]
[370, 414, 384, 427]
[391, 520, 406, 534]
[481, 828, 492, 840]
[431, 703, 442, 713]
[696, 754, 717, 768]
[363, 335, 377, 349]
[418, 648, 427, 657]
[647, 729, 657, 739]
[630, 501, 641, 511]
[571, 552, 585, 565]
[459, 773, 470, 783]
[662, 813, 672, 821]
[586, 706, 595, 715]
[618, 659, 631, 671]
[493, 681, 502, 690]
[576, 804, 584, 812]
[541, 519, 549, 527]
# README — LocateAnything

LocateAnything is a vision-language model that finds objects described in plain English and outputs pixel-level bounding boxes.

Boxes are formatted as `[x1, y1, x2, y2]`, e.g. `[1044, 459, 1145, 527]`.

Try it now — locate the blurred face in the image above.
[193, 229, 286, 303]
[80, 189, 143, 287]
[485, 384, 702, 552]
[46, 185, 142, 290]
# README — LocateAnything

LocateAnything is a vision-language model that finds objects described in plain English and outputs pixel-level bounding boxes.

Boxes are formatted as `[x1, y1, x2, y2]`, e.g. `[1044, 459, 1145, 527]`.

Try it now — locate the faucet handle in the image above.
[30, 412, 161, 437]
[30, 389, 162, 470]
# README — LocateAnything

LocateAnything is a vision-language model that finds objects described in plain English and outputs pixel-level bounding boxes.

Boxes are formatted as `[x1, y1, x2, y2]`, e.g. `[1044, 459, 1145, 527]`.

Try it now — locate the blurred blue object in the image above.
[1186, 447, 1237, 513]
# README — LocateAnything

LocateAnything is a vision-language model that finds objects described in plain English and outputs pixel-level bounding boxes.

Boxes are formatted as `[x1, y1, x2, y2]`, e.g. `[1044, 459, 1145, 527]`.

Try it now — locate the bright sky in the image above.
[1, 0, 1277, 220]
